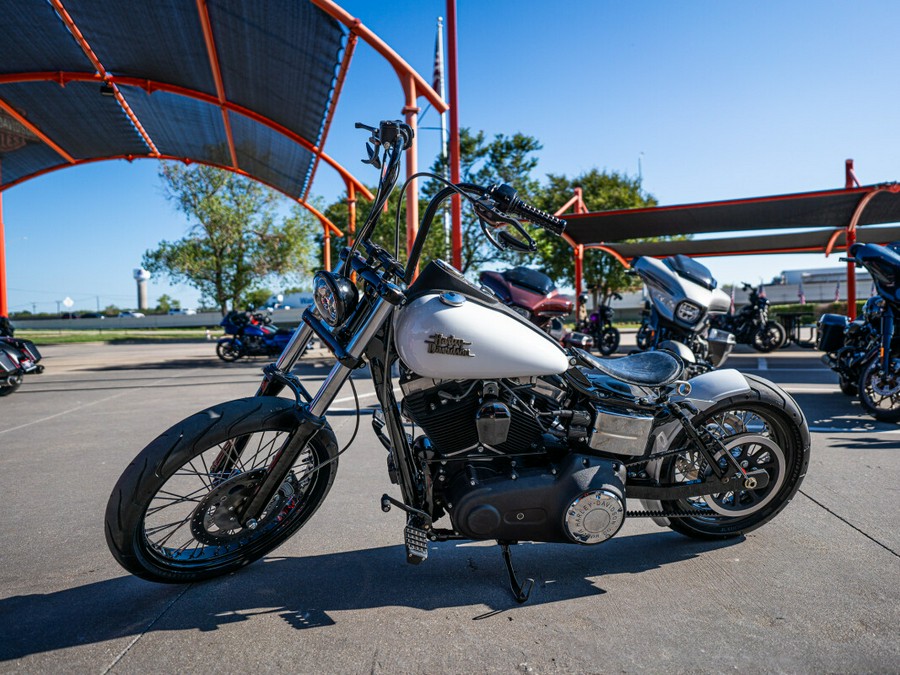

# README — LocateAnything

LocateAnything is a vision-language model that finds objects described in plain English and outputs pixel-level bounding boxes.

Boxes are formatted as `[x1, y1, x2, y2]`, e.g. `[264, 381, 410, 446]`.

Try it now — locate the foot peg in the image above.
[404, 523, 429, 565]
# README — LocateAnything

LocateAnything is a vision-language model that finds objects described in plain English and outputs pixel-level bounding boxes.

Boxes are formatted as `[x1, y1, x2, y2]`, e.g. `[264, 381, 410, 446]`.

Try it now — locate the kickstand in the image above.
[499, 541, 534, 604]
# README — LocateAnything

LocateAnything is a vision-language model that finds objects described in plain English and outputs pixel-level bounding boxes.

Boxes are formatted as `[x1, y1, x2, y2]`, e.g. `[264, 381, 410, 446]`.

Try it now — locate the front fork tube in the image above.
[880, 306, 895, 374]
[239, 298, 394, 525]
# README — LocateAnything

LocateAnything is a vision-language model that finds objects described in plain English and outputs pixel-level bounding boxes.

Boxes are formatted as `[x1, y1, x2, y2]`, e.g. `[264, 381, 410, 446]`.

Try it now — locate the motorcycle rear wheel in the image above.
[858, 356, 900, 423]
[0, 374, 22, 396]
[597, 326, 621, 356]
[216, 339, 243, 362]
[105, 396, 339, 583]
[752, 321, 786, 353]
[659, 375, 809, 539]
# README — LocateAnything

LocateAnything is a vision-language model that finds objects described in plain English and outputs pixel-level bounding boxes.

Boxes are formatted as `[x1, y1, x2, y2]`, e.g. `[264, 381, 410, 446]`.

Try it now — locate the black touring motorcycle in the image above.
[106, 122, 810, 602]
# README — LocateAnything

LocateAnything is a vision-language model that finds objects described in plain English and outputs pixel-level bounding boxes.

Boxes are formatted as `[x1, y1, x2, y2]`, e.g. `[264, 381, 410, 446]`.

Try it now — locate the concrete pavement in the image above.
[0, 340, 897, 673]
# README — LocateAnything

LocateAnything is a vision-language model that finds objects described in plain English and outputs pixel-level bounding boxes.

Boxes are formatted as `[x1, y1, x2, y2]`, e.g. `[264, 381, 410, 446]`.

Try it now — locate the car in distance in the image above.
[118, 311, 146, 318]
[167, 308, 197, 315]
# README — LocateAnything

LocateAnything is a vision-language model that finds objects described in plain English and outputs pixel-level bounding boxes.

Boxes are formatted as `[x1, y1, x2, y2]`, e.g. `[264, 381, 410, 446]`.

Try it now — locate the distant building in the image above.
[777, 267, 872, 286]
[264, 291, 314, 310]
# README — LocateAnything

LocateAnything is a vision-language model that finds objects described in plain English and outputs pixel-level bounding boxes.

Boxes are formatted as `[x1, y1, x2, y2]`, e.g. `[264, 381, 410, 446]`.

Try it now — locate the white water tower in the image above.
[133, 268, 151, 310]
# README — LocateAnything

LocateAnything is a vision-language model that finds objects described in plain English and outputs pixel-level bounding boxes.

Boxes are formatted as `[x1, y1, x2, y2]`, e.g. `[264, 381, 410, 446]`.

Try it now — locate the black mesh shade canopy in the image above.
[0, 0, 348, 199]
[563, 185, 900, 259]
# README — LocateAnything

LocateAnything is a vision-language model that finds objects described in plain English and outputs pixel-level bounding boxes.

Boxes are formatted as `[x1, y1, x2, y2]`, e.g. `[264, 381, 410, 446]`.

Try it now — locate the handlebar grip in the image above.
[510, 201, 567, 235]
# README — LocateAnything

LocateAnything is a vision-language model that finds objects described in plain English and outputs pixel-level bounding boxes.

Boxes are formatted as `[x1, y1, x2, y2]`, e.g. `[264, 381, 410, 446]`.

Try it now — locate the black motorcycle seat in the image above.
[577, 349, 684, 387]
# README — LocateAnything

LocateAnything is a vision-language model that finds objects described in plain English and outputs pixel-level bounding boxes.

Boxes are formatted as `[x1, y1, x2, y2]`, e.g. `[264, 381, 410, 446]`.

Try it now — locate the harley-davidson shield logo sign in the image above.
[425, 333, 474, 357]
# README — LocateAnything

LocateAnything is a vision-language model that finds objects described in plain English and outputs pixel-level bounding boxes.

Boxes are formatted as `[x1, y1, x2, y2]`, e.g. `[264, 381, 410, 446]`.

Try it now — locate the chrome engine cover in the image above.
[564, 489, 626, 544]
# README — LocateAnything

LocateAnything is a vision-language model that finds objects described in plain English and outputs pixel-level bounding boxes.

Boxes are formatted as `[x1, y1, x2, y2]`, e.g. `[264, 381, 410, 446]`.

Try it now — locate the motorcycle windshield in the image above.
[664, 254, 717, 290]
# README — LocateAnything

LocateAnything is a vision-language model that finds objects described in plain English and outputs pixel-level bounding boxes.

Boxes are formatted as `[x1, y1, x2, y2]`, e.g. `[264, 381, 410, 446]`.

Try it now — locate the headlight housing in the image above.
[675, 300, 703, 325]
[313, 271, 358, 327]
[648, 287, 675, 313]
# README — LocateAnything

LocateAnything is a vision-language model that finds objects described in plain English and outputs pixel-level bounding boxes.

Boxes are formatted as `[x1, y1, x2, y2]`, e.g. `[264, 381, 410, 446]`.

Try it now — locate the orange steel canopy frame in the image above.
[0, 0, 447, 316]
[555, 162, 900, 320]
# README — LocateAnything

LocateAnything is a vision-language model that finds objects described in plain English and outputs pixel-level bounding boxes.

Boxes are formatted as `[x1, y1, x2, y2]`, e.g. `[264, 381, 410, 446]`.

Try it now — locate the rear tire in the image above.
[858, 356, 900, 423]
[659, 375, 810, 539]
[0, 374, 22, 397]
[105, 396, 339, 583]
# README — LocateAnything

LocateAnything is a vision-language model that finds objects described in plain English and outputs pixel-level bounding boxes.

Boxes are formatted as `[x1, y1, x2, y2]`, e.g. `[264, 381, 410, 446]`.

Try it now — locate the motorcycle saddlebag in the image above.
[816, 314, 848, 352]
[5, 338, 41, 363]
[0, 344, 20, 375]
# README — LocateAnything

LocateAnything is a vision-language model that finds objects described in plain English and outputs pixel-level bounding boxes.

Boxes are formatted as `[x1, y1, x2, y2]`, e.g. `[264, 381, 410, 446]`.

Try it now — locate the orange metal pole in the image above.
[196, 0, 238, 169]
[0, 178, 6, 317]
[447, 0, 462, 269]
[323, 226, 331, 272]
[845, 160, 857, 319]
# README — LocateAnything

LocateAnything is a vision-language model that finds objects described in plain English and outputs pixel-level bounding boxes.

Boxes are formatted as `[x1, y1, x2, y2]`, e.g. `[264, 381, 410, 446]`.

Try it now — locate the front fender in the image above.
[640, 368, 752, 526]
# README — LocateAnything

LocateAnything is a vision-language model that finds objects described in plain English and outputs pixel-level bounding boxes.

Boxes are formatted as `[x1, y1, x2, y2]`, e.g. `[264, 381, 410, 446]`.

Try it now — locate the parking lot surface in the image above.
[0, 339, 897, 673]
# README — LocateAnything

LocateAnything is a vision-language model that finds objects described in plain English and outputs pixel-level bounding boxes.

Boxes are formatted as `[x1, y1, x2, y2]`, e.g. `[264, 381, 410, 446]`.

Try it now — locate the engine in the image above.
[399, 372, 627, 545]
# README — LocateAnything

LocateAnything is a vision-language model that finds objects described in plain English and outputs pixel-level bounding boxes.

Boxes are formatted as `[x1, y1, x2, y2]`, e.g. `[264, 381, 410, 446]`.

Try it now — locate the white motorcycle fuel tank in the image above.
[394, 292, 570, 379]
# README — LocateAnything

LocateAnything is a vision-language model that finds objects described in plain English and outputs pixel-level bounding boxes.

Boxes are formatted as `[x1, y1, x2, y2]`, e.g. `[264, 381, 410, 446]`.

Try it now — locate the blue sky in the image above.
[4, 0, 899, 313]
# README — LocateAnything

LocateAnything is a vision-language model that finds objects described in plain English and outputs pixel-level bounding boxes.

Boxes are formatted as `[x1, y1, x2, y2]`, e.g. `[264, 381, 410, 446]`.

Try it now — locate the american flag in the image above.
[834, 280, 841, 302]
[432, 18, 444, 95]
[798, 279, 806, 305]
[729, 285, 735, 313]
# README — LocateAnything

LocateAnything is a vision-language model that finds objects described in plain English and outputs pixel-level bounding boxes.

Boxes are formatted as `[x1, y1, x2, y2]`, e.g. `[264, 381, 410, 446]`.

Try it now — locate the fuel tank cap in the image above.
[439, 292, 466, 307]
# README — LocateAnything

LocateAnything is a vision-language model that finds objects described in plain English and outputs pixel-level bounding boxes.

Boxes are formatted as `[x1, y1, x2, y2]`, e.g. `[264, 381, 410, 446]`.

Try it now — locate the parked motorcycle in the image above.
[632, 255, 737, 375]
[712, 283, 787, 352]
[580, 292, 621, 356]
[817, 297, 883, 396]
[105, 121, 811, 604]
[478, 266, 593, 351]
[0, 335, 44, 397]
[635, 297, 654, 350]
[217, 309, 294, 362]
[819, 242, 900, 422]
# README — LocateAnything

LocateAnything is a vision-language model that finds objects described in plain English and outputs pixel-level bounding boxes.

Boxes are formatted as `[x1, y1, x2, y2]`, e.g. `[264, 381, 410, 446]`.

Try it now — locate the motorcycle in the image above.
[0, 335, 44, 397]
[631, 255, 737, 375]
[827, 242, 900, 422]
[478, 266, 593, 351]
[216, 309, 295, 362]
[584, 291, 621, 356]
[635, 296, 654, 351]
[712, 283, 787, 353]
[105, 121, 811, 604]
[816, 297, 883, 397]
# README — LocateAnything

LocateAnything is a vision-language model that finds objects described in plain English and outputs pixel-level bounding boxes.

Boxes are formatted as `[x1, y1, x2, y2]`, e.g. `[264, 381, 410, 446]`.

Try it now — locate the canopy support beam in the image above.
[555, 187, 589, 316]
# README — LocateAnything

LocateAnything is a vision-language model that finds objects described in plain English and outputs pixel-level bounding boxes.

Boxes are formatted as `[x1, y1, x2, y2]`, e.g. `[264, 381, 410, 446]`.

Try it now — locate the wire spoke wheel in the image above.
[659, 389, 807, 539]
[106, 397, 338, 582]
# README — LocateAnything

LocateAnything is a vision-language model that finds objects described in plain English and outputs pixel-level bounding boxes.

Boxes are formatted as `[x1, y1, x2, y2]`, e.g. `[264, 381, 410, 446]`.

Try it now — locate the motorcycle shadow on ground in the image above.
[0, 531, 738, 660]
[790, 392, 898, 437]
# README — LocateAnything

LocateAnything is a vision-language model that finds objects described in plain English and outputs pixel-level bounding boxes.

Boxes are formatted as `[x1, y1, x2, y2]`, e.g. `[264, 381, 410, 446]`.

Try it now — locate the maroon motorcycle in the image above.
[479, 266, 593, 350]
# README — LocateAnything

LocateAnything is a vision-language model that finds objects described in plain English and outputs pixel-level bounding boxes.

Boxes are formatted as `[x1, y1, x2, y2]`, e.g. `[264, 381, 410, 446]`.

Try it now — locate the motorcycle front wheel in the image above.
[105, 396, 339, 583]
[635, 324, 653, 351]
[858, 356, 900, 423]
[216, 339, 243, 362]
[752, 321, 786, 353]
[596, 326, 621, 356]
[659, 375, 809, 539]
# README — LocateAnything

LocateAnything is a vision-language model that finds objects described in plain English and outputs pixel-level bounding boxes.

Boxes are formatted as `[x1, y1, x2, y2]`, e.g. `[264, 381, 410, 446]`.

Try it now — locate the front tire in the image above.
[858, 356, 900, 423]
[597, 326, 621, 356]
[216, 339, 243, 362]
[752, 321, 786, 353]
[105, 396, 339, 583]
[659, 375, 810, 539]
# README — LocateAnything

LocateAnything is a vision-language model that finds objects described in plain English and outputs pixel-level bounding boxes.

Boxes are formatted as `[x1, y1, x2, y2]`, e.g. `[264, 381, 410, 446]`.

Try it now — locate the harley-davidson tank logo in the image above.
[425, 333, 474, 357]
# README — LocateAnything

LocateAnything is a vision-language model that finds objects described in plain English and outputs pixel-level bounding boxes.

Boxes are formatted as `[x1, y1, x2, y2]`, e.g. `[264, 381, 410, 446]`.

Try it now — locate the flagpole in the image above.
[447, 0, 462, 270]
[435, 17, 450, 253]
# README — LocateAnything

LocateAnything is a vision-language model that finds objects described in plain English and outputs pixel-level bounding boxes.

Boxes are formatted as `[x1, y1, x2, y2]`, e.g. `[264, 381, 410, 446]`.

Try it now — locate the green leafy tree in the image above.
[422, 128, 543, 273]
[155, 294, 179, 313]
[535, 169, 660, 301]
[244, 288, 274, 309]
[144, 163, 316, 315]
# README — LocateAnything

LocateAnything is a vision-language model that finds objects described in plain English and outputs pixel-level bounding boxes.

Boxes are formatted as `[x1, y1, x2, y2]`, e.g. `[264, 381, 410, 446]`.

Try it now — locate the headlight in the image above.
[675, 301, 702, 324]
[313, 271, 358, 327]
[649, 287, 675, 313]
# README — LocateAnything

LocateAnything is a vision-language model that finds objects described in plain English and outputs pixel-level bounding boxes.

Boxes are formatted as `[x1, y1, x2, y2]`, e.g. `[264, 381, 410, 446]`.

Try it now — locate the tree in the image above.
[245, 288, 274, 309]
[422, 128, 543, 273]
[155, 294, 179, 313]
[144, 163, 317, 315]
[534, 169, 660, 301]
